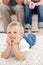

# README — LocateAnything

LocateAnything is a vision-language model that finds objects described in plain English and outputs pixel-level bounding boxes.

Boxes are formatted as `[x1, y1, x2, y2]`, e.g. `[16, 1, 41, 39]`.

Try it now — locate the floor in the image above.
[0, 33, 6, 43]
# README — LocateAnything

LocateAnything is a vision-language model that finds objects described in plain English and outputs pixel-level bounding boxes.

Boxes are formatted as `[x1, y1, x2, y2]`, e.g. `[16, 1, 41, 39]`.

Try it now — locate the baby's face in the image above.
[7, 26, 22, 42]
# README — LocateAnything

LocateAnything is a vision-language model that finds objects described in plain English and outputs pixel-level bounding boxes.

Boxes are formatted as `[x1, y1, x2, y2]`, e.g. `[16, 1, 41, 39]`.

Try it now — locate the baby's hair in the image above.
[7, 21, 24, 33]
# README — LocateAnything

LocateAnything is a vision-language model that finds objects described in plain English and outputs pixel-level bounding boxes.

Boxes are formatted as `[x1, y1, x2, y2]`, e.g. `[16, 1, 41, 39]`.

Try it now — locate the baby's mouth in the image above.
[11, 39, 14, 43]
[11, 38, 15, 42]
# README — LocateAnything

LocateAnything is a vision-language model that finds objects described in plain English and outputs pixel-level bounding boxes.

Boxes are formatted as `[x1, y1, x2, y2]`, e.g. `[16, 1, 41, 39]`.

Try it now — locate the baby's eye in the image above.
[8, 32, 11, 34]
[14, 32, 17, 34]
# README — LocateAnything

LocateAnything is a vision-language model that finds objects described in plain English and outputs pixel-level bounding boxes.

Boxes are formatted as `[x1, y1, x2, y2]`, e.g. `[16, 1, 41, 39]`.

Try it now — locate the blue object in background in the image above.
[23, 34, 36, 48]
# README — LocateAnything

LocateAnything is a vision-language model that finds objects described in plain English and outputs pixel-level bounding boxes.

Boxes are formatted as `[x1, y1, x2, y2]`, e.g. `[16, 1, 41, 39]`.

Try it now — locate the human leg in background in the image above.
[11, 5, 25, 26]
[24, 5, 32, 27]
[37, 6, 43, 34]
[0, 4, 12, 32]
[38, 6, 43, 27]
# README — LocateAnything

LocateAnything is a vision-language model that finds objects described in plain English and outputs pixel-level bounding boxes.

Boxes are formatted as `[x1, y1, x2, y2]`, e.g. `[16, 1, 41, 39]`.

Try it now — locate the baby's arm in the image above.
[12, 38, 26, 61]
[1, 37, 12, 59]
[13, 45, 25, 61]
[1, 45, 11, 59]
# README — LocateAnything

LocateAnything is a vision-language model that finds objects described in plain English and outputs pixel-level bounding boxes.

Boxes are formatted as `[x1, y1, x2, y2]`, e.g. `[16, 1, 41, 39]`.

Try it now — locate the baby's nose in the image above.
[10, 33, 15, 38]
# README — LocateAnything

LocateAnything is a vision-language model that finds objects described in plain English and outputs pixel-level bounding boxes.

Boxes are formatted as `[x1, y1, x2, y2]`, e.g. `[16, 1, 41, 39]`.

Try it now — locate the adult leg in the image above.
[24, 5, 32, 27]
[11, 5, 25, 26]
[37, 6, 43, 27]
[0, 4, 11, 32]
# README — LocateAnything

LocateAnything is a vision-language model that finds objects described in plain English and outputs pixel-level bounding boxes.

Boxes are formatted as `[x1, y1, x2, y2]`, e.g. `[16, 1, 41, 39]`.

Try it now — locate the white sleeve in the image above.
[19, 38, 30, 52]
[0, 37, 8, 57]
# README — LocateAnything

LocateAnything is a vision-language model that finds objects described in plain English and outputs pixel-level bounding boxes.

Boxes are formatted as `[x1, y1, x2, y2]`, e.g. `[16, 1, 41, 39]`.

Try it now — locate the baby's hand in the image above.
[6, 37, 12, 46]
[12, 38, 20, 46]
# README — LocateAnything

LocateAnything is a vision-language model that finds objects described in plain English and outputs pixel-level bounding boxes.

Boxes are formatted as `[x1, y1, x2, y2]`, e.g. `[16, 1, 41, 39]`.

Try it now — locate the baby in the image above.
[1, 22, 30, 61]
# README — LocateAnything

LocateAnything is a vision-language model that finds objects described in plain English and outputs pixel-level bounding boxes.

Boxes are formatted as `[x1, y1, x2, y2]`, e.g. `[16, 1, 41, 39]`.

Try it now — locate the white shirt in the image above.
[0, 37, 30, 57]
